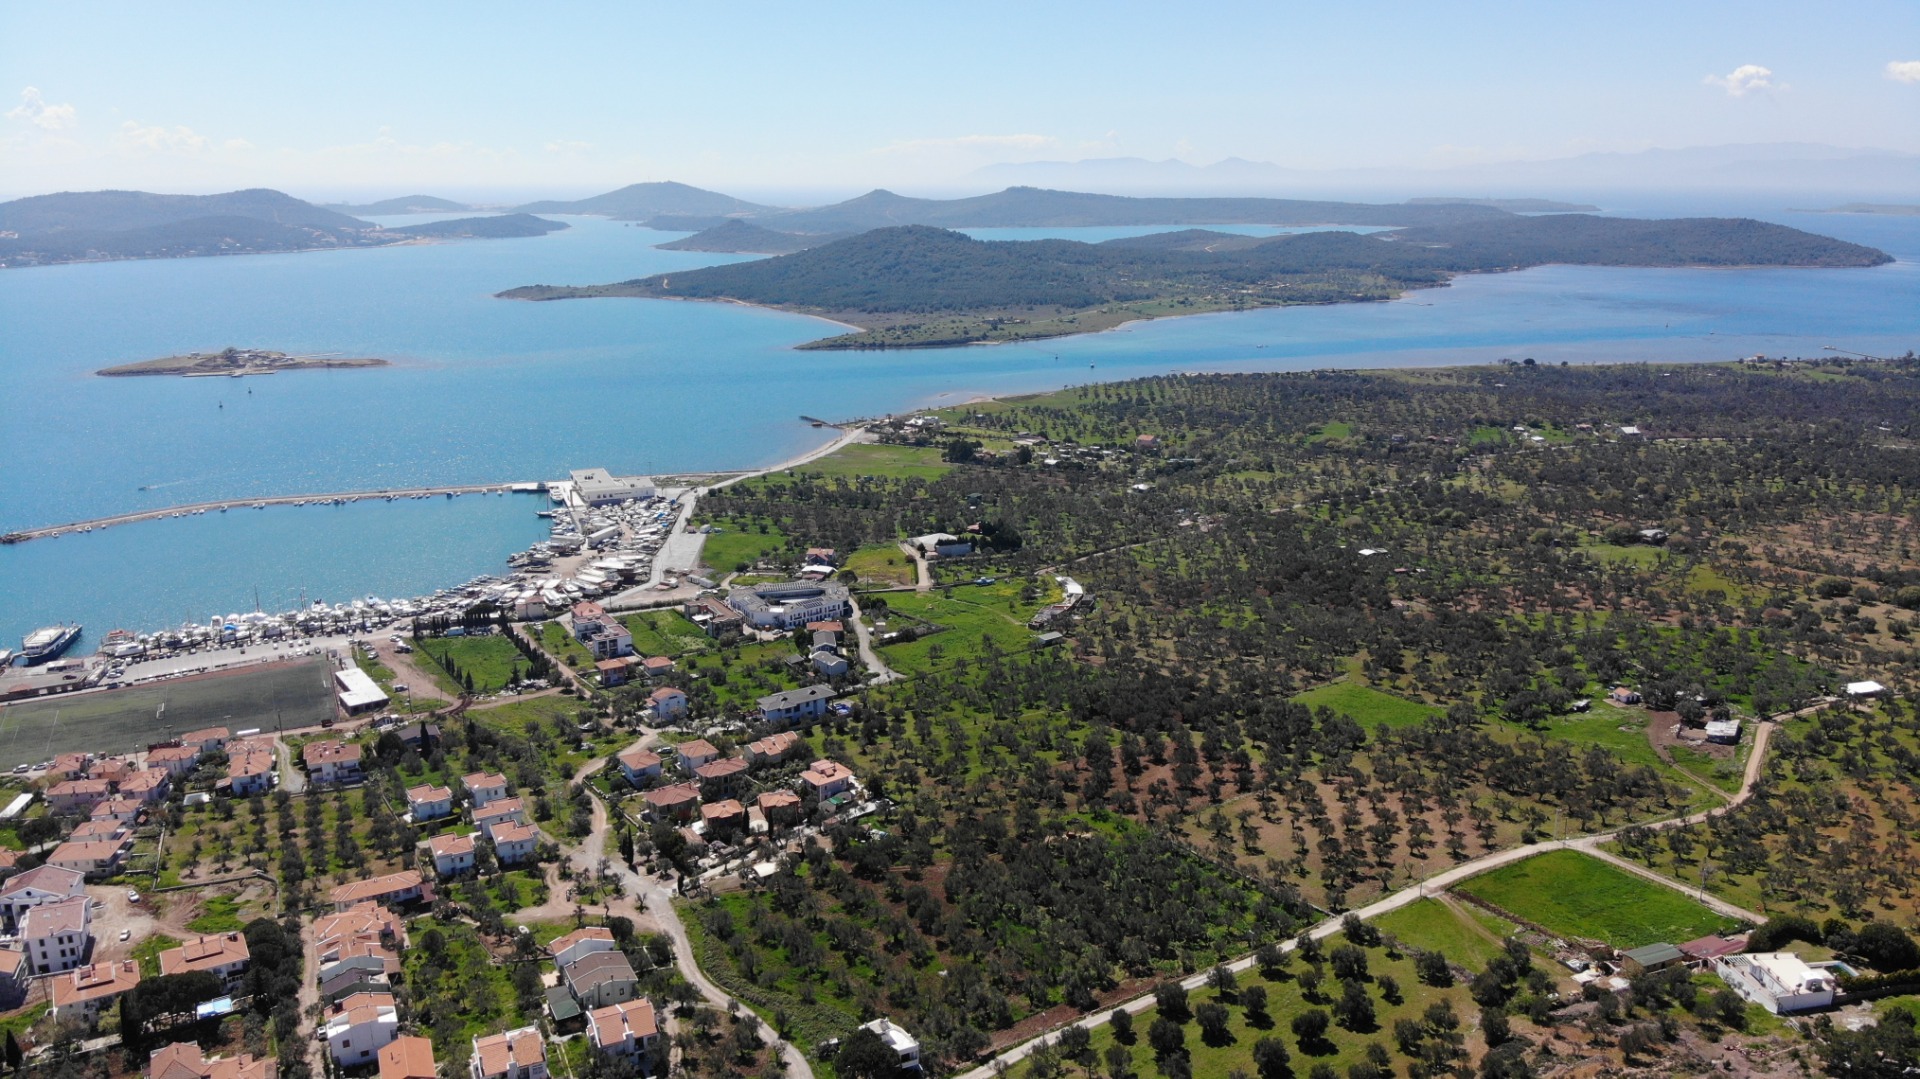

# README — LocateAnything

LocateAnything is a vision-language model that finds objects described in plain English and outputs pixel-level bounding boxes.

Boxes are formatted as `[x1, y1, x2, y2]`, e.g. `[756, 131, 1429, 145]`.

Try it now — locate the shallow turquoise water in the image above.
[2, 203, 1915, 644]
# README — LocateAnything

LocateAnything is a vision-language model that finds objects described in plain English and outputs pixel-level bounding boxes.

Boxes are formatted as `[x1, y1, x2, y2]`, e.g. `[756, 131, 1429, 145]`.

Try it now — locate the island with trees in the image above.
[96, 347, 391, 377]
[500, 215, 1890, 349]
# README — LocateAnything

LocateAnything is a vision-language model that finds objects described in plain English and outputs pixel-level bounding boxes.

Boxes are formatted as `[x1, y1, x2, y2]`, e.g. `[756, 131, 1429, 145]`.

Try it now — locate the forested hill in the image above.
[1386, 214, 1893, 268]
[512, 181, 772, 219]
[388, 213, 567, 239]
[653, 219, 838, 254]
[499, 216, 1889, 348]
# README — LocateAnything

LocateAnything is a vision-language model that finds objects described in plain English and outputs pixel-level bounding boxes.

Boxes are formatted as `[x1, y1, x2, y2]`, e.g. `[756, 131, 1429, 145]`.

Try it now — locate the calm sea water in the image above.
[2, 202, 1915, 645]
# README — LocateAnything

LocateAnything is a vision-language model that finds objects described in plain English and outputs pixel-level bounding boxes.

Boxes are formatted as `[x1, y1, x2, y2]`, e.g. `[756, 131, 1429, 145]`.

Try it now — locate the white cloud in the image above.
[6, 86, 76, 130]
[1888, 60, 1920, 84]
[223, 138, 255, 152]
[869, 133, 1057, 156]
[115, 120, 210, 154]
[1704, 64, 1777, 96]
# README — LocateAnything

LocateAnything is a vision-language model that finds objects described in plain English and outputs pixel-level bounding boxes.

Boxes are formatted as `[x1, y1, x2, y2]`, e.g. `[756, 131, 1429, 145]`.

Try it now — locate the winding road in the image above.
[561, 755, 816, 1079]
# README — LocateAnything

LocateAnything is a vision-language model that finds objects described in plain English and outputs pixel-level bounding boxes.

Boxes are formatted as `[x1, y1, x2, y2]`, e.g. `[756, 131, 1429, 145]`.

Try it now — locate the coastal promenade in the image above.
[2, 481, 545, 542]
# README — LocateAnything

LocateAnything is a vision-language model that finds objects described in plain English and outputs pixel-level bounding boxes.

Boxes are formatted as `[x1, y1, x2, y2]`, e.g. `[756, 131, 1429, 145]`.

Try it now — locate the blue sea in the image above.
[2, 199, 1916, 645]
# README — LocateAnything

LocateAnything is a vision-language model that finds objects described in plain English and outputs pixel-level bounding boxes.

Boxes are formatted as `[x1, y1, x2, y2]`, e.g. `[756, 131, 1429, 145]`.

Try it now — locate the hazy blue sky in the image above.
[4, 0, 1916, 200]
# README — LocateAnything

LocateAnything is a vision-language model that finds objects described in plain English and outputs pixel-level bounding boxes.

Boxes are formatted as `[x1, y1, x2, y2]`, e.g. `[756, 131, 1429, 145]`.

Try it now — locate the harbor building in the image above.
[568, 469, 655, 507]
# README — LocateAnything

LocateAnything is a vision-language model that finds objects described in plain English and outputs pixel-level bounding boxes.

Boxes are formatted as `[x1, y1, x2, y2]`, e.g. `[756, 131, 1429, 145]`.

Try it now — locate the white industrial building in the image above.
[1712, 952, 1836, 1014]
[334, 667, 390, 715]
[569, 469, 655, 506]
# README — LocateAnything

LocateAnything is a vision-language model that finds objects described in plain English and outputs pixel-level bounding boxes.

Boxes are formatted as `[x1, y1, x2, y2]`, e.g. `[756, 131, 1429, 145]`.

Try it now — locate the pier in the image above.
[1, 481, 547, 544]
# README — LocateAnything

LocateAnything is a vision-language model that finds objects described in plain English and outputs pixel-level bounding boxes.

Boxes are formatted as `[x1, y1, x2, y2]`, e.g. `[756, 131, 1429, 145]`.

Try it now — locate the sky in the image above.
[3, 0, 1917, 202]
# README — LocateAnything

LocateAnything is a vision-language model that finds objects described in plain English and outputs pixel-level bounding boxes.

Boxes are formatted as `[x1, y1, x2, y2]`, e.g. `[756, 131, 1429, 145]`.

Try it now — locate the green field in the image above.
[1457, 850, 1739, 948]
[868, 579, 1054, 675]
[844, 543, 915, 585]
[0, 657, 334, 768]
[1371, 898, 1519, 973]
[416, 634, 527, 693]
[619, 610, 711, 657]
[1292, 681, 1443, 730]
[792, 442, 953, 480]
[699, 525, 792, 574]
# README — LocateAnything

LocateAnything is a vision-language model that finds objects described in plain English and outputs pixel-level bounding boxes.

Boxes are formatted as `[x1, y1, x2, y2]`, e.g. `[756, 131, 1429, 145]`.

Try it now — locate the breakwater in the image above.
[2, 482, 545, 543]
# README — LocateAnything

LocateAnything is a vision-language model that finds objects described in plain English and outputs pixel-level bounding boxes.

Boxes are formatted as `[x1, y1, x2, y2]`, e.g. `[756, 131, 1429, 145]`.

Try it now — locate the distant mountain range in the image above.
[501, 216, 1889, 350]
[0, 188, 569, 267]
[969, 143, 1920, 196]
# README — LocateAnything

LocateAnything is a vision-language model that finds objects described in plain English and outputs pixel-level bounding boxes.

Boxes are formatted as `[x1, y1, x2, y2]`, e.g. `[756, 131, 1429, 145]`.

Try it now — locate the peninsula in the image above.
[96, 347, 391, 377]
[500, 214, 1891, 349]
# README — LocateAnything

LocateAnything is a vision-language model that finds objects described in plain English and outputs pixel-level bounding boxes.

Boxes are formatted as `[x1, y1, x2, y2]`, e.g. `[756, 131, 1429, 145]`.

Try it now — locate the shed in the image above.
[546, 986, 585, 1031]
[1620, 942, 1684, 974]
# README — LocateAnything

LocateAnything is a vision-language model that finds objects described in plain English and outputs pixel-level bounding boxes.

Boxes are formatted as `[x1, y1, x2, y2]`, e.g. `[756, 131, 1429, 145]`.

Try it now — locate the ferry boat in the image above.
[20, 623, 81, 664]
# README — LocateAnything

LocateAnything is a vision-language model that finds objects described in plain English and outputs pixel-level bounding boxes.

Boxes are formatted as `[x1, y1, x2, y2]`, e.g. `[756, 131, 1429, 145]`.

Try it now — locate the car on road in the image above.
[126, 891, 141, 903]
[119, 929, 131, 941]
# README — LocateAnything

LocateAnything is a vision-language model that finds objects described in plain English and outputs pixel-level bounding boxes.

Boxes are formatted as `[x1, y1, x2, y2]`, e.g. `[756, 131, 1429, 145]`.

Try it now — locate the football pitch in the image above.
[0, 658, 334, 769]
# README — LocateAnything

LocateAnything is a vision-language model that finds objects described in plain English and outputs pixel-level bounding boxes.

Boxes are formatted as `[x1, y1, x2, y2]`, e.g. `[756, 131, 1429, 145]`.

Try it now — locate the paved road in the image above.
[609, 426, 875, 611]
[952, 718, 1783, 1079]
[847, 598, 901, 685]
[563, 756, 816, 1079]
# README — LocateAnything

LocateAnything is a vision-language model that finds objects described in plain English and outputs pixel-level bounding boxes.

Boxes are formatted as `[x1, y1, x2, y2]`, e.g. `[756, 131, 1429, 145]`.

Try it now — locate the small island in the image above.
[97, 348, 391, 377]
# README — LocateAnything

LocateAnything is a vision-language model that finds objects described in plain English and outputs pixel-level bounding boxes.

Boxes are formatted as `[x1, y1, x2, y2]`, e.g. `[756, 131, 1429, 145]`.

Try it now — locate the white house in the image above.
[0, 864, 86, 932]
[563, 951, 640, 1010]
[1845, 680, 1886, 698]
[490, 822, 540, 865]
[616, 744, 662, 787]
[1712, 952, 1836, 1014]
[471, 1026, 549, 1079]
[548, 927, 617, 970]
[648, 687, 689, 721]
[407, 784, 454, 822]
[801, 759, 856, 800]
[462, 772, 510, 809]
[303, 740, 364, 785]
[21, 895, 91, 974]
[324, 991, 400, 1066]
[428, 833, 478, 877]
[757, 684, 836, 726]
[588, 999, 659, 1063]
[49, 960, 140, 1025]
[158, 931, 251, 992]
[475, 798, 529, 839]
[861, 1018, 923, 1072]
